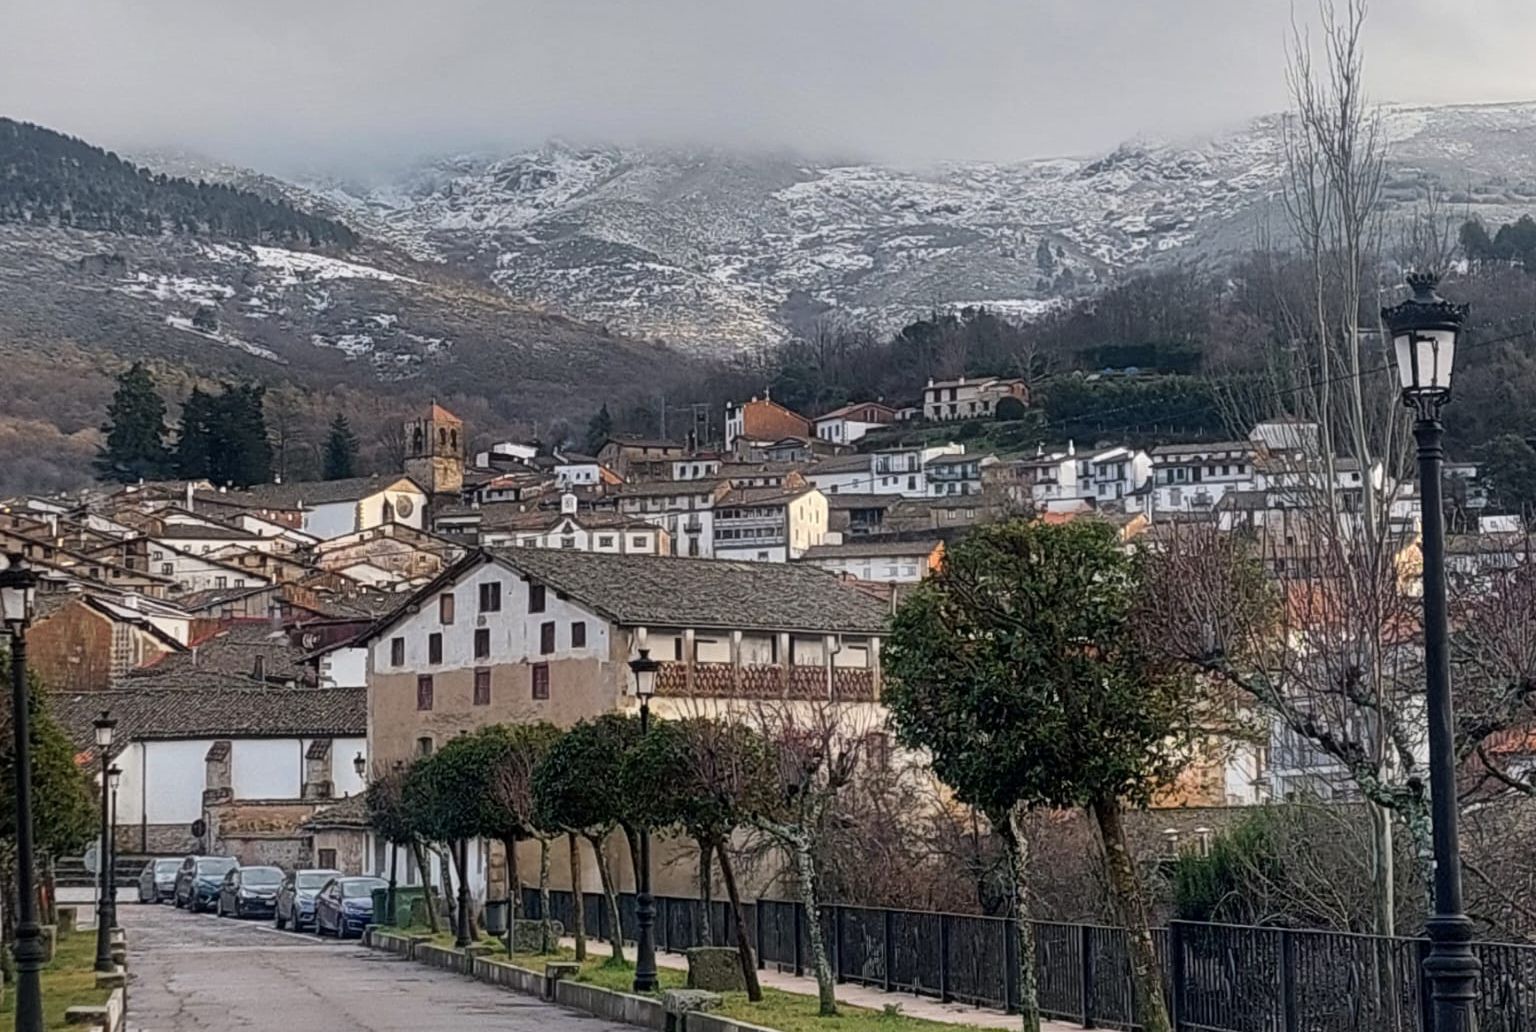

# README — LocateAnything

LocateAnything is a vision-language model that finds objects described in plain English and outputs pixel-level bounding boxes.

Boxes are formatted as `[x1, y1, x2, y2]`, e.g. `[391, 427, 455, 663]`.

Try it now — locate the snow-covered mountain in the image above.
[266, 101, 1536, 352]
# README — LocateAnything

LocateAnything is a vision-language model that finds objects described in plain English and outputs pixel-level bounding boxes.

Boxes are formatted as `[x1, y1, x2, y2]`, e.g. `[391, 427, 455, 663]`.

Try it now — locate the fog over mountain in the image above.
[8, 1, 1536, 173]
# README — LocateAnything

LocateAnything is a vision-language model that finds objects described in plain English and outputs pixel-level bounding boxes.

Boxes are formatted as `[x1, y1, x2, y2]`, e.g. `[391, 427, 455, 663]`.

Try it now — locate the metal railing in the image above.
[520, 889, 1536, 1031]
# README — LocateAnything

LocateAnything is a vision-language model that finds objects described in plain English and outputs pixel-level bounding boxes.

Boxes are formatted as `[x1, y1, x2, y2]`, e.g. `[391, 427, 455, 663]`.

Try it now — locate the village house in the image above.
[796, 538, 944, 584]
[925, 452, 994, 497]
[598, 437, 688, 480]
[613, 479, 726, 558]
[712, 485, 828, 562]
[813, 402, 898, 445]
[28, 592, 187, 693]
[921, 376, 1029, 421]
[202, 475, 430, 540]
[358, 547, 891, 768]
[671, 454, 723, 481]
[723, 394, 813, 449]
[479, 494, 670, 554]
[1147, 441, 1259, 516]
[1080, 446, 1153, 507]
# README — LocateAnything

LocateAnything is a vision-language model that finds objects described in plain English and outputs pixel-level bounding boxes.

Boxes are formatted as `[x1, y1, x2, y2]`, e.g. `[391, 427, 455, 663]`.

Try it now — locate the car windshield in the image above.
[297, 872, 338, 890]
[155, 860, 180, 875]
[242, 868, 282, 886]
[197, 858, 236, 875]
[341, 879, 384, 899]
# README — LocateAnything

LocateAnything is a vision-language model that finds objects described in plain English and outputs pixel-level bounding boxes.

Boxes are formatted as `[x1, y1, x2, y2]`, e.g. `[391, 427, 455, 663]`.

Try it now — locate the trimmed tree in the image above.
[533, 713, 643, 964]
[884, 519, 1205, 1032]
[626, 716, 772, 1000]
[365, 763, 436, 931]
[483, 721, 563, 952]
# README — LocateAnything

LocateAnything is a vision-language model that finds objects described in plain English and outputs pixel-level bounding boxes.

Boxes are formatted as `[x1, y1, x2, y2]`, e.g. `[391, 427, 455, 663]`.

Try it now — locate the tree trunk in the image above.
[538, 837, 553, 953]
[1006, 804, 1042, 1032]
[501, 838, 519, 954]
[790, 835, 837, 1016]
[622, 823, 642, 893]
[697, 838, 714, 947]
[410, 839, 439, 932]
[587, 833, 626, 963]
[437, 845, 456, 932]
[449, 841, 479, 941]
[569, 832, 587, 961]
[1368, 800, 1396, 936]
[716, 843, 763, 1002]
[1092, 796, 1170, 1032]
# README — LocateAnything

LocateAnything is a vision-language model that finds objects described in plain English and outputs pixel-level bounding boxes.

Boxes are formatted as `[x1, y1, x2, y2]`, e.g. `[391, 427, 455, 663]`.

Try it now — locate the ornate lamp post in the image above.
[628, 647, 660, 993]
[2, 553, 43, 1032]
[92, 711, 117, 973]
[107, 765, 122, 932]
[1383, 271, 1479, 1032]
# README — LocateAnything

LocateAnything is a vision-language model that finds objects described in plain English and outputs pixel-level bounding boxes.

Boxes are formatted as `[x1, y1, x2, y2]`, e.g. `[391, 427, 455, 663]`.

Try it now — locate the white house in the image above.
[552, 453, 608, 488]
[922, 376, 1029, 421]
[867, 444, 964, 497]
[712, 486, 828, 562]
[1080, 447, 1152, 507]
[813, 402, 898, 446]
[148, 542, 273, 593]
[481, 495, 669, 554]
[1147, 441, 1258, 516]
[211, 476, 429, 540]
[925, 452, 994, 497]
[613, 480, 726, 559]
[671, 456, 723, 481]
[796, 538, 944, 583]
[804, 453, 875, 496]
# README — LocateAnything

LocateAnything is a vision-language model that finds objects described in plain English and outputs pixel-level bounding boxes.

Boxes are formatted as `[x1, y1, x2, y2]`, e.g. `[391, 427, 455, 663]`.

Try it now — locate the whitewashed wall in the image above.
[232, 739, 303, 799]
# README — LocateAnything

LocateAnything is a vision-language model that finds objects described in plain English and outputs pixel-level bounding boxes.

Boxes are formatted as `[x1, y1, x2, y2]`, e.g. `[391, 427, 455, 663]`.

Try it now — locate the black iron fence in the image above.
[519, 889, 1536, 1031]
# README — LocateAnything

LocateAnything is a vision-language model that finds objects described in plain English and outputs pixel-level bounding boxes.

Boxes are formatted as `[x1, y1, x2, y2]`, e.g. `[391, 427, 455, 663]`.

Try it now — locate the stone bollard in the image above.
[57, 907, 78, 935]
[661, 989, 722, 1032]
[510, 918, 565, 953]
[39, 926, 57, 964]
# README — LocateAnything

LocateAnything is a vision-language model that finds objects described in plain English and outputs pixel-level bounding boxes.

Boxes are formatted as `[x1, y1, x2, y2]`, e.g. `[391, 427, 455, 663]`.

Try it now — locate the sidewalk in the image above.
[559, 936, 1079, 1032]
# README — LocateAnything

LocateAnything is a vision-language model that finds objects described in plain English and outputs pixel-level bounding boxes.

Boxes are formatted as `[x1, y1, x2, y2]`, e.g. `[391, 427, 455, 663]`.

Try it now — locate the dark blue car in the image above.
[274, 869, 340, 931]
[313, 876, 387, 938]
[173, 855, 237, 912]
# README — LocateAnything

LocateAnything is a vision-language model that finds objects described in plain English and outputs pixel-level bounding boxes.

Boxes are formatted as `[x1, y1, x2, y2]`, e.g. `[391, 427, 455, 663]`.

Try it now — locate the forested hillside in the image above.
[0, 119, 357, 246]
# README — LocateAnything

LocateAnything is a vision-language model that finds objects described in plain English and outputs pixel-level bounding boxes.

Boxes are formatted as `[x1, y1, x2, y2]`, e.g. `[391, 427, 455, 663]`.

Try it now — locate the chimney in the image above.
[185, 482, 195, 511]
[560, 492, 578, 516]
[1068, 440, 1076, 457]
[191, 646, 199, 667]
[274, 473, 282, 485]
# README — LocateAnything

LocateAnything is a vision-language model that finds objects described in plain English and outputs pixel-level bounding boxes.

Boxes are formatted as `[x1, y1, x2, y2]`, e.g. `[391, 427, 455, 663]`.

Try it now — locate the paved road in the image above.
[121, 902, 631, 1032]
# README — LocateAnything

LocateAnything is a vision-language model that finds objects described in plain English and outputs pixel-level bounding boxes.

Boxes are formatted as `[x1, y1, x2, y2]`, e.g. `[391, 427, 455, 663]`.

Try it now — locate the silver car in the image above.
[137, 858, 181, 903]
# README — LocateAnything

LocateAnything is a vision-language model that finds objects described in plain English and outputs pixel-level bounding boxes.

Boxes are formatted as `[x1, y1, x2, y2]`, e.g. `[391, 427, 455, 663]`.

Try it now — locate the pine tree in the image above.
[173, 387, 216, 480]
[94, 361, 170, 482]
[174, 384, 272, 487]
[584, 402, 613, 455]
[323, 413, 359, 480]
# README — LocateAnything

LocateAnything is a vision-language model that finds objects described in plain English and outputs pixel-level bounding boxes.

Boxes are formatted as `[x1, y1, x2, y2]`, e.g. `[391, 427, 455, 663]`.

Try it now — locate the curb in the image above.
[362, 930, 775, 1032]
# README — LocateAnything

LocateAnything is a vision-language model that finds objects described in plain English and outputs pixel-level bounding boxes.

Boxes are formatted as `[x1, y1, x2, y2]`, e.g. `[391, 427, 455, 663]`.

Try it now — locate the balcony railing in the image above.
[651, 660, 877, 701]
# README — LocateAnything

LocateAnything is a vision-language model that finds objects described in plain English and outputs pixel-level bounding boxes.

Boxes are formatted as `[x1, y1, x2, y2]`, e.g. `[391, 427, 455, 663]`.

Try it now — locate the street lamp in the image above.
[2, 553, 43, 1032]
[1383, 271, 1479, 1032]
[628, 647, 660, 994]
[106, 765, 122, 932]
[92, 711, 117, 973]
[353, 751, 367, 781]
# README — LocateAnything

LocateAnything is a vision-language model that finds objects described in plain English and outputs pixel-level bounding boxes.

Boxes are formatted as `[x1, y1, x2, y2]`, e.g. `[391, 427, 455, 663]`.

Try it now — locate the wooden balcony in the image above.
[652, 660, 876, 701]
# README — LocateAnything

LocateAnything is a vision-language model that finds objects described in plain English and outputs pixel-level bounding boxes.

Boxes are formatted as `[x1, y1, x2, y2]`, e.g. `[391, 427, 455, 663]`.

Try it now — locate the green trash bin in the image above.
[371, 885, 430, 928]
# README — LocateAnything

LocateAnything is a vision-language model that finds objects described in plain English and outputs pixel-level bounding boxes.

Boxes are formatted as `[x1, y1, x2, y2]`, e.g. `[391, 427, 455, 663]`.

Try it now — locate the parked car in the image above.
[173, 855, 237, 912]
[137, 858, 181, 904]
[216, 865, 284, 919]
[275, 868, 341, 931]
[313, 876, 387, 938]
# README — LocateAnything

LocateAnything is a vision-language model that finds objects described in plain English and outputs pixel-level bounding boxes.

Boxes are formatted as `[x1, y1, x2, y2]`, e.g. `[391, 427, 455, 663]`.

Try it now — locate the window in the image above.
[439, 593, 455, 624]
[540, 621, 556, 655]
[478, 581, 501, 612]
[318, 848, 337, 870]
[529, 583, 546, 613]
[390, 637, 405, 666]
[416, 736, 434, 757]
[474, 628, 490, 659]
[598, 535, 615, 548]
[428, 633, 443, 664]
[474, 668, 491, 706]
[571, 622, 586, 648]
[531, 663, 550, 700]
[631, 536, 647, 549]
[160, 563, 173, 575]
[560, 536, 576, 549]
[215, 576, 228, 589]
[416, 675, 434, 711]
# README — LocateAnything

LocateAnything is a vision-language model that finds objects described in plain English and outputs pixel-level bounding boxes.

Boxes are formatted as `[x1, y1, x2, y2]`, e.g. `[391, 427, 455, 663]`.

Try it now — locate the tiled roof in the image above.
[814, 402, 896, 422]
[154, 524, 257, 541]
[483, 549, 890, 634]
[804, 454, 872, 475]
[123, 622, 309, 688]
[613, 480, 726, 498]
[174, 584, 276, 613]
[1150, 441, 1253, 458]
[719, 486, 816, 506]
[203, 476, 424, 510]
[924, 453, 985, 467]
[49, 685, 366, 752]
[826, 494, 897, 510]
[299, 792, 370, 831]
[801, 539, 942, 560]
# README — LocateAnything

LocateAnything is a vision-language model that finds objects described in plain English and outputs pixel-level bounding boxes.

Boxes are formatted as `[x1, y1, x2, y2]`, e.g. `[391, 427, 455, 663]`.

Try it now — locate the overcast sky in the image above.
[5, 0, 1535, 176]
